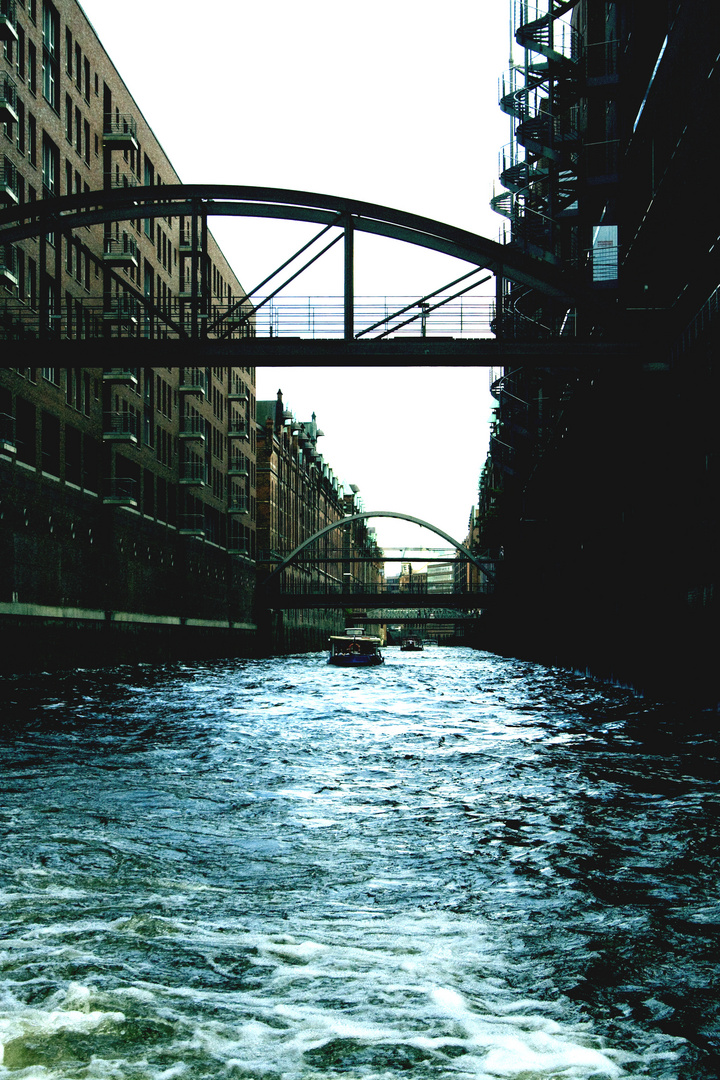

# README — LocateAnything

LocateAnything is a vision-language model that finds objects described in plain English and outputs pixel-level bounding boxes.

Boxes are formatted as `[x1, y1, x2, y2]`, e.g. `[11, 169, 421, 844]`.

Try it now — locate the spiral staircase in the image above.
[492, 0, 582, 336]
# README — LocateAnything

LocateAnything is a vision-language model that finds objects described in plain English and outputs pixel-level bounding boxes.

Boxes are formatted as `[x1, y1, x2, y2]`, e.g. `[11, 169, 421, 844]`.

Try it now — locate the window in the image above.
[40, 410, 60, 476]
[42, 1, 59, 110]
[65, 92, 72, 142]
[16, 25, 25, 81]
[28, 111, 36, 165]
[28, 255, 37, 308]
[27, 40, 36, 94]
[15, 398, 36, 467]
[65, 424, 81, 485]
[65, 26, 71, 76]
[15, 98, 24, 154]
[83, 57, 89, 102]
[41, 131, 58, 195]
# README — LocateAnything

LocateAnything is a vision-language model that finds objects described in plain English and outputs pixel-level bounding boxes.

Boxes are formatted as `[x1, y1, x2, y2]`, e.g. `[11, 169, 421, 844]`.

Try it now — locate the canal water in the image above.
[0, 647, 718, 1079]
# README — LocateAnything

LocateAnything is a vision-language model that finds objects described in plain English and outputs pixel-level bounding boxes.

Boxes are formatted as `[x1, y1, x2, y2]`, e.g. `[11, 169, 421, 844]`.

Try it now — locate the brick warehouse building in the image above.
[256, 391, 385, 652]
[0, 0, 261, 664]
[479, 0, 719, 700]
[0, 366, 258, 665]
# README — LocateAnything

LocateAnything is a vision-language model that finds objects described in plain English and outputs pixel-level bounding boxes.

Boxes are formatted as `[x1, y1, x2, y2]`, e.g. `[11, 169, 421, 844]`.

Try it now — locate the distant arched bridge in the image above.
[261, 511, 495, 610]
[0, 185, 627, 365]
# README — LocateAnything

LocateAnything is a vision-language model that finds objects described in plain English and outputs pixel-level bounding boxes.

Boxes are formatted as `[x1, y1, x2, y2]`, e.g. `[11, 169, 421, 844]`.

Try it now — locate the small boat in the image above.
[400, 637, 424, 652]
[328, 631, 384, 667]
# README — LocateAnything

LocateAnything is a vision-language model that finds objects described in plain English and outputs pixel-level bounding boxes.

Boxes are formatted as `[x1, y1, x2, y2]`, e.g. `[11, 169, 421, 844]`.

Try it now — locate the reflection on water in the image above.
[0, 648, 718, 1078]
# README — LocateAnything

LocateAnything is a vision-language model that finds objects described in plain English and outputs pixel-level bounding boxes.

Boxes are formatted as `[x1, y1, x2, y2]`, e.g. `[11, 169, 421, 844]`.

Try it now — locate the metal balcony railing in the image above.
[0, 73, 18, 124]
[178, 513, 206, 537]
[179, 414, 206, 439]
[0, 411, 16, 453]
[228, 457, 248, 476]
[179, 368, 207, 395]
[0, 0, 18, 31]
[103, 412, 139, 442]
[103, 235, 138, 262]
[0, 243, 18, 286]
[103, 115, 138, 148]
[103, 368, 138, 386]
[103, 476, 138, 506]
[179, 459, 207, 485]
[1, 158, 18, 203]
[228, 419, 250, 440]
[229, 494, 249, 515]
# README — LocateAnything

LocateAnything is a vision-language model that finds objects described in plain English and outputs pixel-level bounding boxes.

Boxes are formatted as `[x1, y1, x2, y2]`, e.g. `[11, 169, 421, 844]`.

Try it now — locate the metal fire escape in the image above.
[492, 0, 581, 339]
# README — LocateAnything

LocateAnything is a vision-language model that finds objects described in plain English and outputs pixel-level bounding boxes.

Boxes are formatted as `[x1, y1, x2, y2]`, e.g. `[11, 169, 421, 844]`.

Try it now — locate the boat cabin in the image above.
[328, 633, 384, 667]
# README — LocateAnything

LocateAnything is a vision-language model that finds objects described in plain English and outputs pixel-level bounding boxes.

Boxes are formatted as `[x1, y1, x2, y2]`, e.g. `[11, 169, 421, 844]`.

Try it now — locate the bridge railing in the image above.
[268, 581, 494, 597]
[0, 295, 495, 341]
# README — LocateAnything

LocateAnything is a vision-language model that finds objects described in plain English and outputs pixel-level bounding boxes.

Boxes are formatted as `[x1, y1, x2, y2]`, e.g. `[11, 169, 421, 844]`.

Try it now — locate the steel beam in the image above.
[0, 183, 586, 301]
[0, 336, 638, 366]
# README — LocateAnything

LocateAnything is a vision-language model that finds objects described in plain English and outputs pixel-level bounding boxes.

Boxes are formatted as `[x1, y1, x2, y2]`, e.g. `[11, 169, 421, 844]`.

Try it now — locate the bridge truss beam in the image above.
[0, 183, 605, 350]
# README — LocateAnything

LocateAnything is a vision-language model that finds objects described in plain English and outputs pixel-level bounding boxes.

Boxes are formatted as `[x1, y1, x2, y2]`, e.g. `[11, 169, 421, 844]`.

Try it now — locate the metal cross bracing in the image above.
[0, 183, 620, 365]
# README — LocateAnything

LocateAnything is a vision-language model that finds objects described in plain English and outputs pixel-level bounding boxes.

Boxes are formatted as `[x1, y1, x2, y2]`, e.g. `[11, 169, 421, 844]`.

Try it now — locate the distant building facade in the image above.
[256, 390, 384, 651]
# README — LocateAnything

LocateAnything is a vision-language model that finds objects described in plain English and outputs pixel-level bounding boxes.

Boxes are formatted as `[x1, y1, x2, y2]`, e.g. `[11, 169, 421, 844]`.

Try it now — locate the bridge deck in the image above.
[9, 337, 636, 367]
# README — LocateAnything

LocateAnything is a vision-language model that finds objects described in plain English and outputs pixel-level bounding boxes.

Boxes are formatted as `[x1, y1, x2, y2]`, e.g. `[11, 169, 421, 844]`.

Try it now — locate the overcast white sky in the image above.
[78, 0, 511, 551]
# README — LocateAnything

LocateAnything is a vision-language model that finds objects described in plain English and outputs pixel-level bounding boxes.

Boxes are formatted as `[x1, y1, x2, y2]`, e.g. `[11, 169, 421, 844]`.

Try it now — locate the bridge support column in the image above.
[344, 213, 354, 341]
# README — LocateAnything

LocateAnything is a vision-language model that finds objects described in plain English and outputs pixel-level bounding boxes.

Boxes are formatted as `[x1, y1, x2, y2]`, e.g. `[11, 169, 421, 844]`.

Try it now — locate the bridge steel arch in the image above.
[262, 510, 495, 588]
[0, 184, 579, 324]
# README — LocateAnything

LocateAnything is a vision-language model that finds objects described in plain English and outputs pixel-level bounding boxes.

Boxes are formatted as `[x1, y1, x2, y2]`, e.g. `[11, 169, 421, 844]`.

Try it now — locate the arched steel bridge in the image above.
[0, 185, 626, 365]
[261, 511, 495, 611]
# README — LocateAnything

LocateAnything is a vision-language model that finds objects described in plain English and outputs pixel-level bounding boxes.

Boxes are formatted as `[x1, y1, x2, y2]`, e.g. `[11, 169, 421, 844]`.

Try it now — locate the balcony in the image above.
[103, 412, 139, 445]
[1, 159, 18, 205]
[0, 412, 16, 455]
[228, 542, 251, 558]
[178, 226, 194, 253]
[103, 476, 138, 508]
[228, 494, 249, 516]
[178, 513, 206, 538]
[0, 73, 18, 126]
[228, 378, 249, 402]
[103, 115, 139, 153]
[108, 173, 140, 190]
[0, 0, 17, 44]
[179, 368, 207, 397]
[228, 457, 248, 476]
[179, 414, 206, 442]
[103, 234, 138, 268]
[179, 459, 207, 486]
[102, 368, 138, 388]
[103, 296, 138, 328]
[228, 419, 250, 440]
[0, 243, 18, 287]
